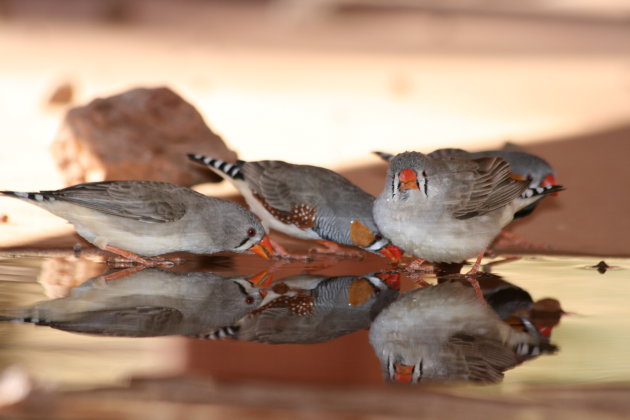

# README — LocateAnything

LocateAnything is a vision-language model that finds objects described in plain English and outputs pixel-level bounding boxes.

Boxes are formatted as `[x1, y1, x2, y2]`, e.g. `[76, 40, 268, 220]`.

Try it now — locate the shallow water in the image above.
[0, 251, 628, 391]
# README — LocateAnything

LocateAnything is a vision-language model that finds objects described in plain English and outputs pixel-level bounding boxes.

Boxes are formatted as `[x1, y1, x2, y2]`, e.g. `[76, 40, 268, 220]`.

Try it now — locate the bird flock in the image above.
[1, 147, 562, 272]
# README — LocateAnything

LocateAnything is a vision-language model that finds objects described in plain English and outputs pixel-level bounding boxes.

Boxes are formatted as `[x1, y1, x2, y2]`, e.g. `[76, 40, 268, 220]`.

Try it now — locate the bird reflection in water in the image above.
[1, 263, 562, 385]
[369, 272, 562, 384]
[1, 269, 264, 337]
[201, 272, 400, 343]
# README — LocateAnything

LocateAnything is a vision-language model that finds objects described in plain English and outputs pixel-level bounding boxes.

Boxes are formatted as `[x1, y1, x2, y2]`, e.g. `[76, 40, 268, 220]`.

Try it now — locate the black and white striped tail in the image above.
[373, 151, 394, 162]
[521, 184, 564, 199]
[513, 316, 558, 361]
[195, 324, 240, 340]
[0, 190, 56, 203]
[187, 153, 244, 180]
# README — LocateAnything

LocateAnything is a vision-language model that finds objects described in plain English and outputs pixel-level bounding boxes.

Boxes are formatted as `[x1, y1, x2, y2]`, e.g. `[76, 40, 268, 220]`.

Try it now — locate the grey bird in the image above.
[368, 281, 557, 384]
[188, 153, 402, 262]
[375, 148, 563, 220]
[0, 269, 264, 337]
[0, 181, 274, 265]
[372, 151, 559, 269]
[200, 273, 399, 344]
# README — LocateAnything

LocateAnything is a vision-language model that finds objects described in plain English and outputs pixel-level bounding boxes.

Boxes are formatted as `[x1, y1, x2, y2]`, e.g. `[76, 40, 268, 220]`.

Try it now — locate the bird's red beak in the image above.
[398, 168, 419, 190]
[379, 244, 403, 263]
[250, 235, 274, 260]
[541, 174, 559, 196]
[393, 364, 414, 384]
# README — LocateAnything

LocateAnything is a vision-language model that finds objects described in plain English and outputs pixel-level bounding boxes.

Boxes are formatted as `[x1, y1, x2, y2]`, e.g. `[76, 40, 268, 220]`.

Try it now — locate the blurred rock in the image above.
[50, 86, 236, 186]
[47, 82, 74, 106]
[38, 256, 104, 298]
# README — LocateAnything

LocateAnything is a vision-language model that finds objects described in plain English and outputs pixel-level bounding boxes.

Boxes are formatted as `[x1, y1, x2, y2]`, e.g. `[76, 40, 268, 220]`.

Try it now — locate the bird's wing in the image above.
[46, 306, 184, 337]
[444, 333, 520, 383]
[442, 157, 528, 220]
[242, 161, 326, 212]
[48, 181, 188, 223]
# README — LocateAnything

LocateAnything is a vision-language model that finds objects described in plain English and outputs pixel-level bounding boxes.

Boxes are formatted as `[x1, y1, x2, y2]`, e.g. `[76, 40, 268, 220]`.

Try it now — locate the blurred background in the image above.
[1, 0, 630, 181]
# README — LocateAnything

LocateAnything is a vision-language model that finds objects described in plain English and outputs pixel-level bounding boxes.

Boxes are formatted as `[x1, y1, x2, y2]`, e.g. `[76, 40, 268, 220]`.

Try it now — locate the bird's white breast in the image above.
[374, 196, 513, 263]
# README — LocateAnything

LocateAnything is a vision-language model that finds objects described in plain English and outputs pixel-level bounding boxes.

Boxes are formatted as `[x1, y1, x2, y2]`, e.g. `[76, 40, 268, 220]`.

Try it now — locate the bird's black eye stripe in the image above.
[236, 236, 250, 248]
[422, 171, 428, 197]
[235, 281, 248, 295]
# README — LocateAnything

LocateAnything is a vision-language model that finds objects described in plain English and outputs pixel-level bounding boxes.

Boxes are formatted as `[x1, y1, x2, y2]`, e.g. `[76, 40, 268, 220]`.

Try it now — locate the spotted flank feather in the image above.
[0, 190, 56, 202]
[187, 153, 244, 180]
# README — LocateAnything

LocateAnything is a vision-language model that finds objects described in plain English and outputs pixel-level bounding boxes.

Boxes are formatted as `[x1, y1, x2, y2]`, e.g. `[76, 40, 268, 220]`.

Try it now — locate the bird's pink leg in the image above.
[465, 251, 486, 303]
[467, 251, 485, 275]
[103, 245, 179, 268]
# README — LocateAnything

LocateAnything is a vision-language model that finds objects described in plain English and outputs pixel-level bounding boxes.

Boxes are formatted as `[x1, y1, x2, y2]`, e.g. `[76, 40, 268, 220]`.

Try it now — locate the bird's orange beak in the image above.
[398, 168, 419, 190]
[541, 174, 559, 196]
[248, 270, 273, 288]
[250, 235, 274, 260]
[393, 364, 414, 384]
[379, 244, 403, 263]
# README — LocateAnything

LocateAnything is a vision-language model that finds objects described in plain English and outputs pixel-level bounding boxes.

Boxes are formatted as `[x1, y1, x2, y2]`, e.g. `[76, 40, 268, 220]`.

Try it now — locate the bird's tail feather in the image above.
[187, 153, 244, 180]
[0, 191, 53, 202]
[373, 151, 394, 162]
[195, 324, 240, 340]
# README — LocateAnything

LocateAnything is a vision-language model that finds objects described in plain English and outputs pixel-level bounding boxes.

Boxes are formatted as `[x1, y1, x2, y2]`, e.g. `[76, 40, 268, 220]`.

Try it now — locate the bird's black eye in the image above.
[247, 227, 256, 237]
[375, 234, 383, 241]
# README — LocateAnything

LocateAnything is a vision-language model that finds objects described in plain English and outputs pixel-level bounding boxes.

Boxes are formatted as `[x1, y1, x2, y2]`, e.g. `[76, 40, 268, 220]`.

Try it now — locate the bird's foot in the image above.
[104, 245, 183, 268]
[309, 240, 365, 260]
[268, 238, 312, 261]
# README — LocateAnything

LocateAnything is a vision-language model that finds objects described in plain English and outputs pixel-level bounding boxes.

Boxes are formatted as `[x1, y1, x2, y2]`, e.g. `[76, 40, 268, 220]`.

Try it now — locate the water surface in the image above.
[0, 252, 627, 391]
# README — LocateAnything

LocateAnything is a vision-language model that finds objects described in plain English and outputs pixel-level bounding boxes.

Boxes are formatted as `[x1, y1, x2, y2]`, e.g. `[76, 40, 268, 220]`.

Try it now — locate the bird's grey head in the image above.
[384, 152, 431, 200]
[219, 207, 273, 259]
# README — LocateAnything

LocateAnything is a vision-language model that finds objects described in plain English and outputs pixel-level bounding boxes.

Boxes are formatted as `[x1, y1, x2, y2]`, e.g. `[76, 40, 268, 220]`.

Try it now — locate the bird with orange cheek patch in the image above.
[369, 282, 556, 384]
[372, 151, 564, 281]
[200, 273, 400, 344]
[188, 153, 402, 262]
[375, 148, 563, 221]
